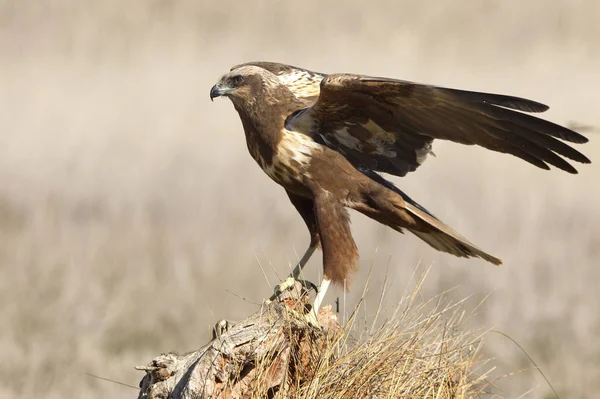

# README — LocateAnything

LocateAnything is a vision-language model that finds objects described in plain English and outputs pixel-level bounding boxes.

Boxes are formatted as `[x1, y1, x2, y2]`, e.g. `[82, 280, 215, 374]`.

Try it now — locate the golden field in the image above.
[0, 1, 599, 397]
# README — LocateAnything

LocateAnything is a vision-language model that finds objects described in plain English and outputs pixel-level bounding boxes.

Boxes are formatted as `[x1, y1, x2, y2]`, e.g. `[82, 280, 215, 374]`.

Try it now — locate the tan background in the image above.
[1, 1, 599, 397]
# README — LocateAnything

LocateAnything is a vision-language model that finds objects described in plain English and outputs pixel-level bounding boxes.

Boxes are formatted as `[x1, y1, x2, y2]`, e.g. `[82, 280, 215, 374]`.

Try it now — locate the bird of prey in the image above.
[210, 61, 590, 313]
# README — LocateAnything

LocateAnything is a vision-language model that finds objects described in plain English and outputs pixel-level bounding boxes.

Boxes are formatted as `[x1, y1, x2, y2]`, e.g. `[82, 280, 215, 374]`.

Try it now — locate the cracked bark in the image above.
[136, 282, 340, 399]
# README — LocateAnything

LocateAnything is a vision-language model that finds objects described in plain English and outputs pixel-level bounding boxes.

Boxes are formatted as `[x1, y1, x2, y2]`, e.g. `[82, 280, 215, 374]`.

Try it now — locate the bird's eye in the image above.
[231, 75, 244, 86]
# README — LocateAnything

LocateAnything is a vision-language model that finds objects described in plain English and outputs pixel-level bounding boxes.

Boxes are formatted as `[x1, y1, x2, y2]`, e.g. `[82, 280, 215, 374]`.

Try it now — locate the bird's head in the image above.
[210, 64, 306, 121]
[210, 65, 281, 106]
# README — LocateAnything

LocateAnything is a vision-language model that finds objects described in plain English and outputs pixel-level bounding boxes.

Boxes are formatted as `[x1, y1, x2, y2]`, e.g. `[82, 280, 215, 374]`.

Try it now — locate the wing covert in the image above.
[287, 73, 590, 176]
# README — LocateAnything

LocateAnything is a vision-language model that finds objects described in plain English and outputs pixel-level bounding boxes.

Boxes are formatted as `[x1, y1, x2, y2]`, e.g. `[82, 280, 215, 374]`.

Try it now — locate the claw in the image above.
[268, 277, 297, 302]
[269, 277, 318, 302]
[300, 279, 318, 294]
[265, 277, 329, 331]
[277, 276, 298, 294]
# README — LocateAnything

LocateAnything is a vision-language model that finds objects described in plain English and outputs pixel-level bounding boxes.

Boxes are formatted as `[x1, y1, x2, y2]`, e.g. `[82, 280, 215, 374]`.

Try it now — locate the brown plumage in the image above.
[210, 62, 590, 302]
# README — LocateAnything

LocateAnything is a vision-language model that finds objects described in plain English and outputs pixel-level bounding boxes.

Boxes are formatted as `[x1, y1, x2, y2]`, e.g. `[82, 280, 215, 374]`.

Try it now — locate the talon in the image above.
[305, 280, 318, 294]
[269, 277, 318, 303]
[269, 277, 298, 302]
[294, 279, 318, 295]
[277, 276, 298, 294]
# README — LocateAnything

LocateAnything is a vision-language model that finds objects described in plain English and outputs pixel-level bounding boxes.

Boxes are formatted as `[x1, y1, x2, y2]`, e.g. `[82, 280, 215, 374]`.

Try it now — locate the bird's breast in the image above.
[261, 129, 323, 188]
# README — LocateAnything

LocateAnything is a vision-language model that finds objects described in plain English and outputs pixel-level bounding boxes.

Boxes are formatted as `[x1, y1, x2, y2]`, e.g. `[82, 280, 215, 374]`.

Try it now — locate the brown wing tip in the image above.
[477, 249, 502, 265]
[490, 257, 503, 266]
[472, 250, 502, 266]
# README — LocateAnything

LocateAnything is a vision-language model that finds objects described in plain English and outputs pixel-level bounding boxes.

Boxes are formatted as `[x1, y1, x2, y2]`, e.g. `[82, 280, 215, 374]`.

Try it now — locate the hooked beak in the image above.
[210, 84, 228, 101]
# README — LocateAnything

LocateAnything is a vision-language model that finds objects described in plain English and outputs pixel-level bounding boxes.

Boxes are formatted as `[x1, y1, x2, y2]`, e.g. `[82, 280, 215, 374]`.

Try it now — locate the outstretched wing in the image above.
[232, 61, 325, 107]
[286, 74, 590, 176]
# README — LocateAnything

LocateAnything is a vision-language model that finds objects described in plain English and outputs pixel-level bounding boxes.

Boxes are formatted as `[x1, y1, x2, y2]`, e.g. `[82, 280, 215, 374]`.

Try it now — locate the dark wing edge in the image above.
[360, 76, 550, 113]
[298, 74, 590, 175]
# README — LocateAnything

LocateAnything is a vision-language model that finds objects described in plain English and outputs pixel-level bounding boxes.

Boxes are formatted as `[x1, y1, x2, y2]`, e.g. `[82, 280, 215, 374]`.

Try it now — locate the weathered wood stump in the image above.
[136, 282, 340, 399]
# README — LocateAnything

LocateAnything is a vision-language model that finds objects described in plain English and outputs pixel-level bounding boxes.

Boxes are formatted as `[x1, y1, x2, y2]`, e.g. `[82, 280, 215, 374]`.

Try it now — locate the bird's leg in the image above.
[270, 191, 321, 298]
[269, 243, 318, 302]
[291, 243, 317, 280]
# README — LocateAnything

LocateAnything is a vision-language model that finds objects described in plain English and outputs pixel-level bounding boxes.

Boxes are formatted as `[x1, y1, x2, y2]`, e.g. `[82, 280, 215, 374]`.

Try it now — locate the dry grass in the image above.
[294, 282, 491, 399]
[1, 1, 599, 398]
[233, 272, 494, 399]
[143, 273, 494, 398]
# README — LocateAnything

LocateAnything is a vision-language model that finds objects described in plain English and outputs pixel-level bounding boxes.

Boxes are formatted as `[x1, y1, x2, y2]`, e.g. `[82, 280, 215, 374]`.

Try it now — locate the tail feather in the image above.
[404, 202, 502, 265]
[353, 168, 502, 265]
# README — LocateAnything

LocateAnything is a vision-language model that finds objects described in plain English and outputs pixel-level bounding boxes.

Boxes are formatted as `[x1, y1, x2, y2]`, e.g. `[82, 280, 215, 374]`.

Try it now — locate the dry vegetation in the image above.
[138, 276, 493, 399]
[1, 1, 599, 398]
[290, 282, 492, 399]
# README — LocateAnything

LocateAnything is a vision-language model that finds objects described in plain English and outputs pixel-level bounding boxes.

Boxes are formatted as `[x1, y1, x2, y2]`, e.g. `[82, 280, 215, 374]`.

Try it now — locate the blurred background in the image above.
[1, 1, 599, 397]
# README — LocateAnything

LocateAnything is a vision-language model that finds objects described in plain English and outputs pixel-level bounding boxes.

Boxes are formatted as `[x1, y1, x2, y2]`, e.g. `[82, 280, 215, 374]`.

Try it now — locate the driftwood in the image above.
[136, 282, 340, 399]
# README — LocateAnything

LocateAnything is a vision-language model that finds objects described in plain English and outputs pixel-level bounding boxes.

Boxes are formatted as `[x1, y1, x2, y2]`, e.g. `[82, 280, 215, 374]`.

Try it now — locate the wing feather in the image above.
[287, 73, 590, 175]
